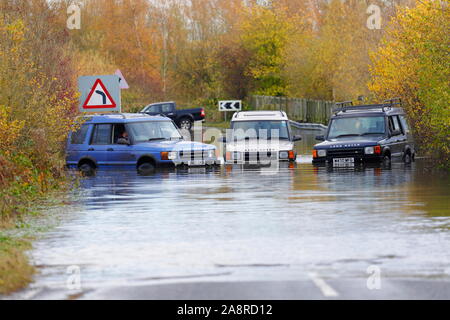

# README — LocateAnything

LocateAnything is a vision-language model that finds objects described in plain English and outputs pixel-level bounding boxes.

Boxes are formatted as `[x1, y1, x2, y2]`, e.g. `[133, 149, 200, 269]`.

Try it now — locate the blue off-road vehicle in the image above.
[313, 99, 416, 167]
[66, 113, 218, 175]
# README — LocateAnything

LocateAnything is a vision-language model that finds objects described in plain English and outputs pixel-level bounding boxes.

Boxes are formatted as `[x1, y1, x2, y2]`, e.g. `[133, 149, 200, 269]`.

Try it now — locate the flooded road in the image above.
[22, 128, 450, 299]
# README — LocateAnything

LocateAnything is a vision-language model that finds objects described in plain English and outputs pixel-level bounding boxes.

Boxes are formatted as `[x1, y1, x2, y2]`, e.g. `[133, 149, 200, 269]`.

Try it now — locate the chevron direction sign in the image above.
[219, 100, 242, 112]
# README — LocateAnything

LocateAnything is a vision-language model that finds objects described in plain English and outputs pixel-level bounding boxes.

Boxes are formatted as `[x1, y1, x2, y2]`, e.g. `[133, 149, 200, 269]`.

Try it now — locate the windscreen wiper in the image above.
[360, 132, 384, 136]
[333, 134, 360, 138]
[148, 138, 166, 141]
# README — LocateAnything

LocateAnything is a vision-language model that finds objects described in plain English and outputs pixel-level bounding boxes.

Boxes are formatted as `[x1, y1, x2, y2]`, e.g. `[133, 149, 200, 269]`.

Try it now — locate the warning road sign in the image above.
[78, 75, 121, 113]
[115, 69, 129, 90]
[219, 100, 242, 112]
[83, 79, 116, 109]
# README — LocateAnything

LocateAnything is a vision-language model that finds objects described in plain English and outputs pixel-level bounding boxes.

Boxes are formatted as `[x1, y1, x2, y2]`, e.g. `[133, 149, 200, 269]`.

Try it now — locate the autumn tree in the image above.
[369, 0, 450, 167]
[240, 5, 292, 96]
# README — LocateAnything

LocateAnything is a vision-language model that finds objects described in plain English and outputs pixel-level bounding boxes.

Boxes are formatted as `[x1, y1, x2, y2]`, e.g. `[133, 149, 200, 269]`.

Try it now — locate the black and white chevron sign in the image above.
[219, 100, 242, 112]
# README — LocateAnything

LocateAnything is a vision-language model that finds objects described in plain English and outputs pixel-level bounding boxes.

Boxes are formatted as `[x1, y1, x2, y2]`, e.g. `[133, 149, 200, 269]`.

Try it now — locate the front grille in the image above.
[244, 152, 277, 162]
[180, 150, 206, 160]
[327, 148, 364, 158]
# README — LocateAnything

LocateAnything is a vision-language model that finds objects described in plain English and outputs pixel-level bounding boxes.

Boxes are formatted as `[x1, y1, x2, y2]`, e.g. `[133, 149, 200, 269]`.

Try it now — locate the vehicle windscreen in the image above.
[231, 121, 290, 140]
[127, 121, 182, 143]
[328, 116, 386, 139]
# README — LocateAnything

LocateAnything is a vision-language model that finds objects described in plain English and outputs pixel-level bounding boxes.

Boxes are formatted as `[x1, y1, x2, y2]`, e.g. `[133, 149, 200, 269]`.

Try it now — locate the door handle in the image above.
[107, 148, 114, 152]
[88, 148, 94, 151]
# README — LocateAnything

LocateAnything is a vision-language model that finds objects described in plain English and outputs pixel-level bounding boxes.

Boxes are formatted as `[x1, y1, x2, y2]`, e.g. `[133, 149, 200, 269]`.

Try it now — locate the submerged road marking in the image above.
[308, 273, 339, 298]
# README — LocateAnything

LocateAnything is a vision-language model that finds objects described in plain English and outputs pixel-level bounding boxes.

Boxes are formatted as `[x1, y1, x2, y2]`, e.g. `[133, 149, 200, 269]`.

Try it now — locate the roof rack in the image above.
[99, 113, 127, 119]
[97, 113, 161, 119]
[382, 97, 402, 108]
[139, 111, 168, 117]
[333, 98, 403, 115]
[335, 101, 354, 109]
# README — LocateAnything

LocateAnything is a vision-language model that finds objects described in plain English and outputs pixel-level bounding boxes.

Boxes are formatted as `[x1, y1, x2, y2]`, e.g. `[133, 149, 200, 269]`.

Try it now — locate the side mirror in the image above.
[315, 135, 325, 141]
[293, 135, 302, 142]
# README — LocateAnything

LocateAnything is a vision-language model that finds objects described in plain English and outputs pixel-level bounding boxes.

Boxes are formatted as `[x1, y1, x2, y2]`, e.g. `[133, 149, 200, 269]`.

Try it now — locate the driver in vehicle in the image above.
[117, 131, 130, 144]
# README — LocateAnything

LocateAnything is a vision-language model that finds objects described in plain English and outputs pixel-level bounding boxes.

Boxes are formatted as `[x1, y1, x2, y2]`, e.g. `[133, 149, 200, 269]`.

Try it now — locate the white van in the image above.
[222, 111, 302, 164]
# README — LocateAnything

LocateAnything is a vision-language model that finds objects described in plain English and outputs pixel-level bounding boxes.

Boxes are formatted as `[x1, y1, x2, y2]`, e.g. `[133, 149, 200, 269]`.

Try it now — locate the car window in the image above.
[231, 121, 290, 140]
[112, 124, 127, 144]
[161, 104, 173, 113]
[91, 124, 112, 145]
[70, 124, 89, 144]
[399, 115, 410, 134]
[127, 121, 182, 143]
[146, 105, 161, 113]
[389, 116, 402, 135]
[328, 116, 385, 139]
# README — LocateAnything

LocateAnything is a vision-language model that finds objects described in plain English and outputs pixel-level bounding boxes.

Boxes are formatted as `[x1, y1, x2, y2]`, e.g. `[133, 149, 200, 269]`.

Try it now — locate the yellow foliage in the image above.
[240, 6, 292, 96]
[0, 16, 78, 171]
[0, 107, 24, 153]
[369, 0, 450, 167]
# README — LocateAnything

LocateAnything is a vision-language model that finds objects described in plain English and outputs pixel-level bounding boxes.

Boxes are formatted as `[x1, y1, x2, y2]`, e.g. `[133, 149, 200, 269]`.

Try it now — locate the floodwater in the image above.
[24, 128, 450, 297]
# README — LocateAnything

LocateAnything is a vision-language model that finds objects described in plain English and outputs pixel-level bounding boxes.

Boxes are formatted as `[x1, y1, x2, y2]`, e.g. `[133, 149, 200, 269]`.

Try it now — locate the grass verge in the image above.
[0, 236, 34, 295]
[0, 165, 74, 296]
[203, 121, 230, 129]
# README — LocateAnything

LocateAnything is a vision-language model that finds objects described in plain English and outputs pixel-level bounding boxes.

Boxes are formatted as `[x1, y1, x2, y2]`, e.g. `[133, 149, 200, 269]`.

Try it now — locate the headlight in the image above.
[208, 149, 215, 158]
[318, 150, 327, 157]
[279, 151, 289, 159]
[365, 147, 375, 155]
[168, 151, 178, 160]
[232, 152, 241, 160]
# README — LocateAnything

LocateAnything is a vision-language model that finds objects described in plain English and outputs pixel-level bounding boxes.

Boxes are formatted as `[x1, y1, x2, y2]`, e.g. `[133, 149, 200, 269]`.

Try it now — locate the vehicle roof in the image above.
[332, 105, 405, 118]
[231, 111, 289, 121]
[81, 113, 171, 124]
[147, 101, 175, 106]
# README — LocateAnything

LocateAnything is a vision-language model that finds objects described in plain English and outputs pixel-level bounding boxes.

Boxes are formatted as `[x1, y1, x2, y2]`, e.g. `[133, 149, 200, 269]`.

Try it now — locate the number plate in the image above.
[333, 158, 355, 167]
[188, 160, 206, 166]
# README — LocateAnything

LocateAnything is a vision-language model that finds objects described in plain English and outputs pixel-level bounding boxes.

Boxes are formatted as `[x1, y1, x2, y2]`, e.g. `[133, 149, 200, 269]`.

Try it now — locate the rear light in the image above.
[226, 152, 231, 161]
[288, 150, 295, 160]
[200, 108, 205, 118]
[374, 145, 382, 155]
[312, 150, 318, 158]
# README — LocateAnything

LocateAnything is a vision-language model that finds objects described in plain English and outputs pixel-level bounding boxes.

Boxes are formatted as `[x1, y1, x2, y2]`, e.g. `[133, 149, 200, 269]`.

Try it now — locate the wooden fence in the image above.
[250, 95, 335, 124]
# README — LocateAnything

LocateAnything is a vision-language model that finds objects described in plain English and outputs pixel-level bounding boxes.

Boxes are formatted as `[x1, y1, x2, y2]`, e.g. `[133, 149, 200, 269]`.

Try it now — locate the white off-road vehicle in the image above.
[222, 111, 302, 164]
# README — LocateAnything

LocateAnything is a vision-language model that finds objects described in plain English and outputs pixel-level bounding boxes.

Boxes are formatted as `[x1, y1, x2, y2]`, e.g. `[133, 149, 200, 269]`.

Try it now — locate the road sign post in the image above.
[78, 75, 121, 113]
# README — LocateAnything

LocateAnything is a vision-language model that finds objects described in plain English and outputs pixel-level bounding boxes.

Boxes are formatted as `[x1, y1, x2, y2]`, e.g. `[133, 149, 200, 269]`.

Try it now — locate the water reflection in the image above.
[28, 129, 450, 293]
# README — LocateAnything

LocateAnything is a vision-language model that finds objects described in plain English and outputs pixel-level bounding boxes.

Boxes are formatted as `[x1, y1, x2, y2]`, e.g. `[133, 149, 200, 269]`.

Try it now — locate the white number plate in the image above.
[333, 158, 355, 167]
[188, 160, 206, 166]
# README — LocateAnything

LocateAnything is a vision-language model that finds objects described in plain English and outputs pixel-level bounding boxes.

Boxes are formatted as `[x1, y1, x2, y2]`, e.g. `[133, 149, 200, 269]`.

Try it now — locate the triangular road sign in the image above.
[115, 69, 129, 90]
[82, 79, 117, 109]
